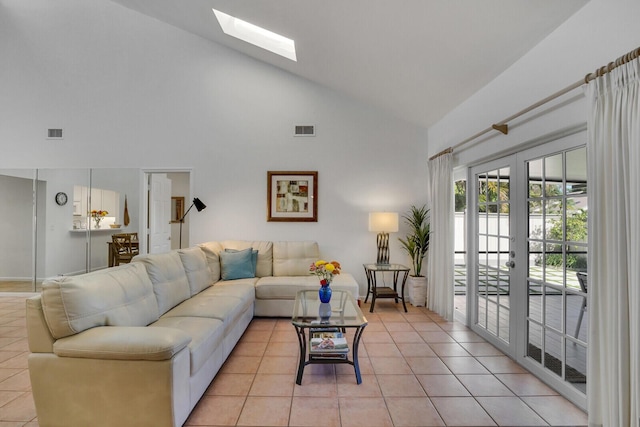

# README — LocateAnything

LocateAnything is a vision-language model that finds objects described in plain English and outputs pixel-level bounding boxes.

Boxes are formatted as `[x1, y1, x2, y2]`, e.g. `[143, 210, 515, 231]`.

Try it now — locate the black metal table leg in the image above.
[352, 325, 367, 384]
[295, 326, 307, 385]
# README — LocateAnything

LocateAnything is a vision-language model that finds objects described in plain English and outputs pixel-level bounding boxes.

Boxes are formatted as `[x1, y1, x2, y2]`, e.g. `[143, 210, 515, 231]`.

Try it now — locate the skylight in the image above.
[212, 9, 297, 62]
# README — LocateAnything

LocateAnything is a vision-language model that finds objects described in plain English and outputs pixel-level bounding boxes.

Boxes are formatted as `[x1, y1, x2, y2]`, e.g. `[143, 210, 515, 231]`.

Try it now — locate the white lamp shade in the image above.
[368, 212, 399, 233]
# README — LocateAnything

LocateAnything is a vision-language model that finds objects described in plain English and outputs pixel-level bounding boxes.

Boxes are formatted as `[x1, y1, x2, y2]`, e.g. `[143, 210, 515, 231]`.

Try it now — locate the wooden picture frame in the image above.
[267, 171, 318, 222]
[171, 196, 185, 223]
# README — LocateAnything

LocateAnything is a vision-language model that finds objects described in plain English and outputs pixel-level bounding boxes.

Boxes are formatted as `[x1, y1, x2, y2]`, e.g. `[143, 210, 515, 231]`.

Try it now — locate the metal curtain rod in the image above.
[429, 45, 640, 161]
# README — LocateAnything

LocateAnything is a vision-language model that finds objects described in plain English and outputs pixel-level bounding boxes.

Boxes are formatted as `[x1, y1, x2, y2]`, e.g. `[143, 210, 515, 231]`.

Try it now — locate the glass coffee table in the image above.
[292, 289, 368, 385]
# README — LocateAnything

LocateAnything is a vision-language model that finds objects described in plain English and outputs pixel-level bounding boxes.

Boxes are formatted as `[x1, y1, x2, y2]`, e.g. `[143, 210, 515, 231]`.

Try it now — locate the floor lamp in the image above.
[369, 212, 399, 265]
[179, 197, 207, 249]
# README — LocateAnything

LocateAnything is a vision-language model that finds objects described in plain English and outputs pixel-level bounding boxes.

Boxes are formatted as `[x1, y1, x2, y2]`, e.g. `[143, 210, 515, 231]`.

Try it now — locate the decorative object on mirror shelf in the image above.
[110, 224, 121, 229]
[91, 210, 108, 229]
[318, 302, 332, 323]
[179, 197, 207, 249]
[369, 212, 399, 265]
[398, 205, 430, 306]
[267, 171, 318, 222]
[310, 260, 341, 303]
[123, 195, 130, 226]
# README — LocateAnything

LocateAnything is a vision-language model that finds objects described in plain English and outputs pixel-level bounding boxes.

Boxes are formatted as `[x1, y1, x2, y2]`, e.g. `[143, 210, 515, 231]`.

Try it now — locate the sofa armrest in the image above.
[26, 295, 55, 353]
[53, 326, 191, 361]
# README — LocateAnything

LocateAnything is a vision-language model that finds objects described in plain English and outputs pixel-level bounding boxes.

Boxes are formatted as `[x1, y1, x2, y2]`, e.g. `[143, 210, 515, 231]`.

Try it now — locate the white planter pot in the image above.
[407, 275, 428, 307]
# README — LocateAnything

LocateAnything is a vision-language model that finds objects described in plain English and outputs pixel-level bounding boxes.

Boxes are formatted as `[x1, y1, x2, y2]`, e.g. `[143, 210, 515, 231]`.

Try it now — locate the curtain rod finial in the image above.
[492, 124, 508, 135]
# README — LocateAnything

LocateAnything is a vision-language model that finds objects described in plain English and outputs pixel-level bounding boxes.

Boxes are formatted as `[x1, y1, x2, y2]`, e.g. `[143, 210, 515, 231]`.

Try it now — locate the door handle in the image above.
[505, 261, 515, 268]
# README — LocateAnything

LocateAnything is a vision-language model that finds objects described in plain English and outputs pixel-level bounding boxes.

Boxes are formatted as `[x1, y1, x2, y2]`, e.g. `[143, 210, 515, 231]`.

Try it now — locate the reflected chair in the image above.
[112, 234, 136, 266]
[574, 272, 588, 338]
[127, 232, 139, 249]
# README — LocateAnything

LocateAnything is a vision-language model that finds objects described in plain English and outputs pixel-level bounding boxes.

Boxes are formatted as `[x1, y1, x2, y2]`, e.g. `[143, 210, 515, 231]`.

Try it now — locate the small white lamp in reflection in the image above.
[368, 212, 399, 265]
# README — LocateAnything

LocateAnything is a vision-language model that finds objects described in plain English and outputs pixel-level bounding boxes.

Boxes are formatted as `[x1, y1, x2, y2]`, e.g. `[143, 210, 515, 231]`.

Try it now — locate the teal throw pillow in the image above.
[224, 248, 258, 276]
[220, 248, 255, 280]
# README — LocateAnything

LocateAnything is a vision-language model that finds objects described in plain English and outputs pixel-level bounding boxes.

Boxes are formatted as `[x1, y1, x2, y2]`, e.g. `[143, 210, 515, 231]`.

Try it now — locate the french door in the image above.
[468, 130, 588, 408]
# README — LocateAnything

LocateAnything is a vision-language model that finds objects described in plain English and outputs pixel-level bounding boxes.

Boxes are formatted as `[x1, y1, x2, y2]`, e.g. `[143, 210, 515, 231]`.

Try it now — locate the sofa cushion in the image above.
[178, 247, 214, 296]
[162, 294, 252, 336]
[200, 280, 256, 308]
[198, 241, 223, 282]
[272, 241, 319, 276]
[221, 240, 273, 277]
[219, 248, 255, 280]
[53, 326, 190, 360]
[150, 316, 224, 375]
[41, 263, 160, 339]
[132, 252, 191, 315]
[255, 273, 360, 300]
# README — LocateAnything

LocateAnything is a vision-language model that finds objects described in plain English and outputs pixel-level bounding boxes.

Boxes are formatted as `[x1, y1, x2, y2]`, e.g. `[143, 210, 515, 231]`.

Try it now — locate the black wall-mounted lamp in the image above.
[179, 197, 207, 249]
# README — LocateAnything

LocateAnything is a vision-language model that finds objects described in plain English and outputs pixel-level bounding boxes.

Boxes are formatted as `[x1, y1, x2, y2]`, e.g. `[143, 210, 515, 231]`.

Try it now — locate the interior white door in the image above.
[149, 174, 171, 254]
[469, 155, 517, 355]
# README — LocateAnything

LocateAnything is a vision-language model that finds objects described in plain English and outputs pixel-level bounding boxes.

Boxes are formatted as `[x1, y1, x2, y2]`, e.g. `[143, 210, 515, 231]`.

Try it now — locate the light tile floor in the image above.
[0, 295, 588, 426]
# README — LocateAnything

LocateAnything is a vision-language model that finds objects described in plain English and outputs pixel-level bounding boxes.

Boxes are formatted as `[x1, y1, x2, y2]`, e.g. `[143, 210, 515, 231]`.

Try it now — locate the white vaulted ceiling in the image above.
[108, 0, 589, 129]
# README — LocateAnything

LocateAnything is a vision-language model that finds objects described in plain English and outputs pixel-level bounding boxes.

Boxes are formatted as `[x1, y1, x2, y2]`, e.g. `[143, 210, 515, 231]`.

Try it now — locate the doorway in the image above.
[142, 170, 191, 255]
[467, 130, 588, 408]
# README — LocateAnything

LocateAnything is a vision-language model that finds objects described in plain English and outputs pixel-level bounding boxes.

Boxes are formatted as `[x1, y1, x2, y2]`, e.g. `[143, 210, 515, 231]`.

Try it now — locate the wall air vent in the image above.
[294, 125, 315, 136]
[47, 128, 63, 139]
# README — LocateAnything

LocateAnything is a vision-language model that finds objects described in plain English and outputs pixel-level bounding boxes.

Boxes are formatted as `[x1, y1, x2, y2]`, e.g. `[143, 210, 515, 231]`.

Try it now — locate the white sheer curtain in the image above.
[426, 152, 454, 321]
[586, 57, 640, 427]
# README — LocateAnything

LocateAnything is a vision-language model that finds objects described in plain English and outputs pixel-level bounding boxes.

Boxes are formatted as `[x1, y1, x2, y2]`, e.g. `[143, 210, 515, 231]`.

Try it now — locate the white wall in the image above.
[427, 0, 640, 167]
[0, 0, 428, 293]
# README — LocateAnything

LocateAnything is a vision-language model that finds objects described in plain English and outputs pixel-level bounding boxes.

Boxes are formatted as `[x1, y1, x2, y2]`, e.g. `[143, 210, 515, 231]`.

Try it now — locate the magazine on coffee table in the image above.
[309, 331, 348, 353]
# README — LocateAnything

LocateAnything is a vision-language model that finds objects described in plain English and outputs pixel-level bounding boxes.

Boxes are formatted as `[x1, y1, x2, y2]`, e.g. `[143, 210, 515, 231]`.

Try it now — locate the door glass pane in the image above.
[544, 154, 564, 196]
[528, 281, 542, 322]
[544, 243, 565, 287]
[544, 286, 563, 331]
[529, 159, 543, 197]
[566, 147, 587, 195]
[499, 168, 510, 201]
[474, 163, 511, 345]
[565, 340, 587, 392]
[529, 201, 543, 239]
[454, 180, 467, 315]
[487, 171, 498, 203]
[526, 145, 588, 395]
[544, 328, 563, 378]
[566, 289, 588, 341]
[478, 297, 487, 328]
[528, 321, 543, 362]
[487, 300, 498, 335]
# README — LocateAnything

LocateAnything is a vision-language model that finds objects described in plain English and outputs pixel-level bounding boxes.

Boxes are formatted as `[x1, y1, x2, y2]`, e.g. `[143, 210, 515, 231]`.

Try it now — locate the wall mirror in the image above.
[0, 168, 140, 293]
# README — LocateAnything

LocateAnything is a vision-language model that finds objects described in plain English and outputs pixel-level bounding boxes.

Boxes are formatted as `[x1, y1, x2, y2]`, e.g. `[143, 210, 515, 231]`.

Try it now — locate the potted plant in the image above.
[398, 205, 430, 306]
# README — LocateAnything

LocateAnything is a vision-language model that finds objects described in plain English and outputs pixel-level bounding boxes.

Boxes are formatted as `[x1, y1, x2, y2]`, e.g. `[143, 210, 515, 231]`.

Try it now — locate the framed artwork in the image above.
[267, 171, 318, 222]
[171, 196, 185, 223]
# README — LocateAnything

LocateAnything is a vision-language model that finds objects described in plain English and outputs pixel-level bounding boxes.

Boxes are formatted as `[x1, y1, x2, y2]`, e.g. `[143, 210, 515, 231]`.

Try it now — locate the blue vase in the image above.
[319, 284, 332, 303]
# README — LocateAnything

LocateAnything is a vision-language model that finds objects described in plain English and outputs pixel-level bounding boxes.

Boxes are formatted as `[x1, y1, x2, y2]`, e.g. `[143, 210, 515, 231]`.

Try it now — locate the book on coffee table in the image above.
[309, 331, 348, 353]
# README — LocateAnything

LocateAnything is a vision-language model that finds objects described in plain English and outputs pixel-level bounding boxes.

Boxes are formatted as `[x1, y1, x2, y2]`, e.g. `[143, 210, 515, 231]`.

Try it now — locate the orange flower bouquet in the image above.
[90, 210, 108, 228]
[309, 260, 341, 286]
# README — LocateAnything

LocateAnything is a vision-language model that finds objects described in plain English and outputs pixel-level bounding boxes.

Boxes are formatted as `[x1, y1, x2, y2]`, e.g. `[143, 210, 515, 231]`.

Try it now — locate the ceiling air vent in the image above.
[294, 125, 315, 136]
[47, 128, 63, 140]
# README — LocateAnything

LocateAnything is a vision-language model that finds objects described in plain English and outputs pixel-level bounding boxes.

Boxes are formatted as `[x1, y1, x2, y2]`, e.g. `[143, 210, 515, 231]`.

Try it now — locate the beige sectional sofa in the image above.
[26, 240, 358, 427]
